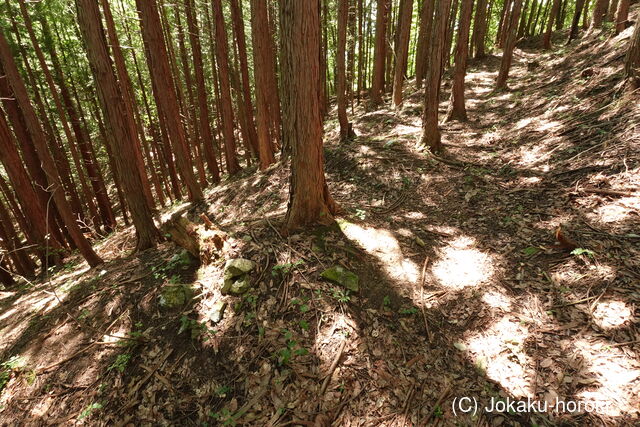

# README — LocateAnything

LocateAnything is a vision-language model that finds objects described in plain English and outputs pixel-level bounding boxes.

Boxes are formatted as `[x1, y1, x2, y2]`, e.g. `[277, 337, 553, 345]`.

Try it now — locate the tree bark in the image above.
[419, 0, 452, 152]
[626, 21, 640, 90]
[446, 0, 474, 121]
[543, 0, 562, 49]
[250, 0, 278, 166]
[135, 0, 204, 201]
[338, 0, 354, 140]
[76, 0, 161, 251]
[371, 0, 391, 104]
[614, 0, 630, 34]
[0, 107, 63, 265]
[185, 0, 221, 183]
[590, 0, 609, 30]
[496, 0, 524, 89]
[416, 0, 436, 86]
[0, 30, 102, 266]
[230, 0, 260, 158]
[280, 0, 340, 231]
[568, 0, 586, 41]
[392, 0, 414, 108]
[211, 0, 242, 175]
[472, 0, 489, 58]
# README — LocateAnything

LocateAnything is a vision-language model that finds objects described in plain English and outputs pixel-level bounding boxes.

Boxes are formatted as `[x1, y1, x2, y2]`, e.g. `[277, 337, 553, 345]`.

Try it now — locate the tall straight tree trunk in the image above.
[337, 0, 354, 140]
[230, 0, 260, 157]
[419, 0, 452, 152]
[472, 0, 489, 58]
[136, 0, 203, 201]
[518, 0, 531, 37]
[543, 0, 562, 48]
[443, 0, 459, 68]
[392, 0, 414, 108]
[0, 30, 102, 266]
[0, 67, 66, 249]
[0, 108, 64, 265]
[496, 0, 524, 89]
[371, 0, 391, 104]
[626, 21, 640, 90]
[17, 0, 103, 233]
[185, 0, 221, 182]
[40, 20, 116, 232]
[76, 0, 161, 251]
[212, 0, 242, 175]
[174, 5, 204, 186]
[614, 0, 629, 34]
[567, 0, 586, 41]
[280, 0, 339, 231]
[357, 0, 364, 103]
[416, 0, 436, 86]
[101, 0, 157, 209]
[112, 0, 168, 206]
[250, 0, 278, 166]
[0, 193, 34, 278]
[446, 0, 474, 121]
[590, 0, 609, 30]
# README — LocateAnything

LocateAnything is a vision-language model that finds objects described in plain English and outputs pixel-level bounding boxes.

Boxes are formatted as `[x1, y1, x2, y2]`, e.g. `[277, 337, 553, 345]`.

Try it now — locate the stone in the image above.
[221, 275, 252, 295]
[159, 284, 193, 308]
[321, 266, 359, 292]
[209, 301, 227, 323]
[224, 258, 256, 279]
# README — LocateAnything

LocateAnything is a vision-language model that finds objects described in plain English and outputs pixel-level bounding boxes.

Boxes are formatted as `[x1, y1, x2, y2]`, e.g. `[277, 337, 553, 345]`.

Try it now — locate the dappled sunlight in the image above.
[465, 316, 533, 397]
[592, 196, 640, 223]
[572, 338, 640, 417]
[482, 290, 512, 311]
[550, 262, 616, 288]
[592, 300, 633, 329]
[431, 236, 495, 289]
[338, 220, 420, 287]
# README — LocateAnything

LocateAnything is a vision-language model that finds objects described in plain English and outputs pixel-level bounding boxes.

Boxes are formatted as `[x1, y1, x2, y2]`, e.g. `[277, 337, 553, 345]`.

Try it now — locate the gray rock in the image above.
[159, 284, 193, 308]
[221, 275, 252, 295]
[209, 301, 227, 323]
[321, 266, 359, 292]
[224, 258, 256, 279]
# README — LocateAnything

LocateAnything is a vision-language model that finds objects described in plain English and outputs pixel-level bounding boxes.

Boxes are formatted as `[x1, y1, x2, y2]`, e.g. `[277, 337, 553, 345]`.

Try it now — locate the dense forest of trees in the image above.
[0, 0, 638, 282]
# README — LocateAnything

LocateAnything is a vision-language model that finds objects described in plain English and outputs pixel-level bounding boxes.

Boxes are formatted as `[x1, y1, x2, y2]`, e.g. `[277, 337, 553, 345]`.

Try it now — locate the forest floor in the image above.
[1, 27, 639, 427]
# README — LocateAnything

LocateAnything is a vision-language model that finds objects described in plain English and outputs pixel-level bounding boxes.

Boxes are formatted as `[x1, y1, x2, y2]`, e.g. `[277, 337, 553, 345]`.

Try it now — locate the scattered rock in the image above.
[321, 265, 359, 292]
[224, 258, 256, 279]
[209, 301, 227, 323]
[222, 275, 252, 295]
[159, 284, 194, 308]
[221, 258, 256, 295]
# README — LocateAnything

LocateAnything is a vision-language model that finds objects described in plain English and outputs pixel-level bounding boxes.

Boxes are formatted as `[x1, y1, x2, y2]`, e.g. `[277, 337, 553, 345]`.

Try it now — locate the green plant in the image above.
[107, 354, 131, 373]
[571, 248, 595, 258]
[79, 402, 103, 420]
[274, 330, 308, 366]
[178, 316, 216, 340]
[399, 307, 418, 316]
[0, 356, 25, 393]
[383, 295, 391, 307]
[271, 260, 305, 277]
[210, 408, 236, 426]
[331, 288, 351, 303]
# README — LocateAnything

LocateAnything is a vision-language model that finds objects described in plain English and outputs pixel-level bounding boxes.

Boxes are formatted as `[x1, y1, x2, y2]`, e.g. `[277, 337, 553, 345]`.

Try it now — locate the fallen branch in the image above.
[578, 187, 638, 198]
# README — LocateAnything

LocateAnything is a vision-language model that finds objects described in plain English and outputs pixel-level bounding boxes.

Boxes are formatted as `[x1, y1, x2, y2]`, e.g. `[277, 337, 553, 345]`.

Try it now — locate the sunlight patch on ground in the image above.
[572, 338, 640, 416]
[338, 221, 420, 286]
[392, 123, 420, 137]
[592, 300, 633, 329]
[482, 290, 512, 311]
[431, 236, 495, 289]
[465, 316, 533, 397]
[550, 263, 615, 288]
[593, 196, 640, 223]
